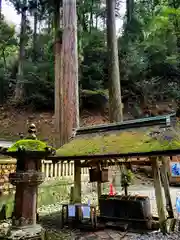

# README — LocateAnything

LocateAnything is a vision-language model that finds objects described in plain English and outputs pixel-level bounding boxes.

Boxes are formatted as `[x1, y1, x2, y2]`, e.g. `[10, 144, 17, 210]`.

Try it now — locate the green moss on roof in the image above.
[56, 126, 180, 157]
[8, 139, 49, 152]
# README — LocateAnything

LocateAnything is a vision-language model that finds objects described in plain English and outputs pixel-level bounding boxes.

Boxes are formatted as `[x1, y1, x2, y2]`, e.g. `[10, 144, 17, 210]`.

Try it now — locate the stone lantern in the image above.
[0, 124, 55, 239]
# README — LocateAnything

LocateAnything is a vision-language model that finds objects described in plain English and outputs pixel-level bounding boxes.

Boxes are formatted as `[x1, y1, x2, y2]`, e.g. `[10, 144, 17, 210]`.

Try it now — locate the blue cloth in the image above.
[176, 197, 180, 214]
[171, 163, 180, 176]
[68, 205, 76, 217]
[81, 206, 90, 218]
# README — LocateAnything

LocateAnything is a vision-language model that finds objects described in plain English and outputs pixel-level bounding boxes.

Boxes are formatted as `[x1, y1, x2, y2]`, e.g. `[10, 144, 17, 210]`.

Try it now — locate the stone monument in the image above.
[0, 124, 55, 239]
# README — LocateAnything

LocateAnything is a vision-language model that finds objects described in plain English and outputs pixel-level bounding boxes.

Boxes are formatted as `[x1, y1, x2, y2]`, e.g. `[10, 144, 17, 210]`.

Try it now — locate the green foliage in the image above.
[0, 17, 17, 103]
[120, 1, 180, 104]
[0, 0, 180, 109]
[121, 168, 134, 196]
[38, 178, 70, 207]
[121, 169, 134, 188]
[0, 178, 70, 218]
[80, 29, 107, 90]
[0, 18, 17, 52]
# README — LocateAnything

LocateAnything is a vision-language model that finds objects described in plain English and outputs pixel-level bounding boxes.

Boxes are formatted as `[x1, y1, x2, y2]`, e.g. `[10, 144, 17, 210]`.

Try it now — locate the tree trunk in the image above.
[106, 0, 123, 122]
[89, 0, 94, 33]
[0, 0, 2, 19]
[125, 0, 134, 40]
[33, 10, 38, 61]
[14, 3, 27, 103]
[170, 0, 180, 55]
[62, 0, 79, 142]
[47, 13, 51, 34]
[126, 0, 134, 24]
[95, 15, 98, 29]
[2, 48, 7, 69]
[54, 0, 64, 146]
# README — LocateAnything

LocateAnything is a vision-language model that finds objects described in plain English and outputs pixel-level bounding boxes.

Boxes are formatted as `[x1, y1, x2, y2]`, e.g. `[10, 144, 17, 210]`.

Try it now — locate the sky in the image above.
[2, 1, 126, 33]
[2, 1, 21, 28]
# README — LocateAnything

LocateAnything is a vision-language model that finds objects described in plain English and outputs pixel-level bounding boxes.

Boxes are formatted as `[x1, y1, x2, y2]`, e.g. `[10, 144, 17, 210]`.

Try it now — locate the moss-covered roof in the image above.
[56, 125, 180, 157]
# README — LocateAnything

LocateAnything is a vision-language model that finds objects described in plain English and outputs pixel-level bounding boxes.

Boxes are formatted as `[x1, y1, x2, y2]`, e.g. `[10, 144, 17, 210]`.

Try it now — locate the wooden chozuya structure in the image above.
[50, 113, 180, 233]
[0, 113, 179, 237]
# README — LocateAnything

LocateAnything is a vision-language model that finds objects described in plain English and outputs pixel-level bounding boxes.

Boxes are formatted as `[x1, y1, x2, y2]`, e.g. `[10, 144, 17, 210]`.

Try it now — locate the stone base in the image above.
[6, 224, 44, 240]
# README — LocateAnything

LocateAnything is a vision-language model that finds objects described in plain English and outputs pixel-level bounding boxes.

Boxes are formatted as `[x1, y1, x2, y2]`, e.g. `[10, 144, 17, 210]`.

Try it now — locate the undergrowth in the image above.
[0, 178, 71, 218]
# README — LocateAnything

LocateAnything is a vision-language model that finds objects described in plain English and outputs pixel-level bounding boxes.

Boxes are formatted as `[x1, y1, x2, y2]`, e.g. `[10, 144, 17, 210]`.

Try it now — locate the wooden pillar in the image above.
[97, 165, 102, 205]
[70, 186, 74, 204]
[160, 157, 174, 219]
[97, 182, 102, 205]
[151, 157, 167, 233]
[73, 160, 81, 203]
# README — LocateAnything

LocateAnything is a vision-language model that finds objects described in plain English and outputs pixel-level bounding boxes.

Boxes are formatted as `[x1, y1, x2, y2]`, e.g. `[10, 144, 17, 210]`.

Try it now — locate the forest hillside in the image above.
[0, 0, 179, 142]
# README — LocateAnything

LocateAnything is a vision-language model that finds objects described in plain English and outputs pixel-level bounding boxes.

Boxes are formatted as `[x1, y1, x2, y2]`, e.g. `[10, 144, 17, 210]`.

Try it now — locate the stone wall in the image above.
[0, 161, 16, 195]
[0, 160, 89, 195]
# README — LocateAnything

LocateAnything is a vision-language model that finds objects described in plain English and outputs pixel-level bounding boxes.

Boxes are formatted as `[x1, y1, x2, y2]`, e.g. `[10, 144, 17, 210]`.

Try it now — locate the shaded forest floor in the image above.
[0, 107, 109, 143]
[0, 100, 175, 143]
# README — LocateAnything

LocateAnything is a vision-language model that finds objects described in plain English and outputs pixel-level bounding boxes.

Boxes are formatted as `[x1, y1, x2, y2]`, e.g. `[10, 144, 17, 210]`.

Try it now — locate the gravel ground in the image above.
[1, 185, 180, 239]
[38, 183, 180, 217]
[129, 232, 180, 240]
[1, 173, 180, 239]
[38, 182, 180, 239]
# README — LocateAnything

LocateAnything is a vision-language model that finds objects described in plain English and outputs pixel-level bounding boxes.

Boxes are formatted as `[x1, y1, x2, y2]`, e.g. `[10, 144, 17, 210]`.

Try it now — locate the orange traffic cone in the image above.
[109, 183, 115, 196]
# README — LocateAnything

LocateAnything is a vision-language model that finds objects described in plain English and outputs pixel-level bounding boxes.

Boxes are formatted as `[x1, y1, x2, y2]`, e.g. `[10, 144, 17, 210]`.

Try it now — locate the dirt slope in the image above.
[0, 101, 175, 143]
[0, 107, 109, 143]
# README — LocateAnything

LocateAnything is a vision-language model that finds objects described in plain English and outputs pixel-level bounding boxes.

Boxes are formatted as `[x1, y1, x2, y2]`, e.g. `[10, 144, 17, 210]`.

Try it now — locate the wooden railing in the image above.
[0, 160, 89, 195]
[41, 160, 88, 178]
[0, 157, 150, 195]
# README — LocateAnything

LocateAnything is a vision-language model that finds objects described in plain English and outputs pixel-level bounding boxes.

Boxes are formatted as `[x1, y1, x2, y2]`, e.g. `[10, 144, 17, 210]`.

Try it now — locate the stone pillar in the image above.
[9, 167, 44, 226]
[9, 124, 45, 227]
[5, 124, 53, 239]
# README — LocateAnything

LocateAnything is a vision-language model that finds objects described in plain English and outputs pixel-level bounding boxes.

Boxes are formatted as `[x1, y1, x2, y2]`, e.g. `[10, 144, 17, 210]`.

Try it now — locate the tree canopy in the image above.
[0, 0, 179, 113]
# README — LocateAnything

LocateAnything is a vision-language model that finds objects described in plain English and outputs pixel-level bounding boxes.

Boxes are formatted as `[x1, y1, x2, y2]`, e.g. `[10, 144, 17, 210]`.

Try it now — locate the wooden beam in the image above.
[48, 149, 180, 162]
[160, 157, 174, 219]
[151, 157, 167, 233]
[79, 160, 151, 168]
[73, 160, 81, 203]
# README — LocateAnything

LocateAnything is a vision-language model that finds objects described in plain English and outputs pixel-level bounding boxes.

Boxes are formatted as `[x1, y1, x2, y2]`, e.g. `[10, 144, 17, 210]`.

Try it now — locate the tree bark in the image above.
[0, 0, 2, 19]
[14, 2, 27, 103]
[61, 0, 79, 143]
[33, 10, 38, 61]
[106, 0, 123, 122]
[126, 0, 134, 24]
[54, 0, 64, 146]
[169, 0, 180, 56]
[89, 0, 94, 33]
[47, 13, 51, 34]
[2, 48, 7, 69]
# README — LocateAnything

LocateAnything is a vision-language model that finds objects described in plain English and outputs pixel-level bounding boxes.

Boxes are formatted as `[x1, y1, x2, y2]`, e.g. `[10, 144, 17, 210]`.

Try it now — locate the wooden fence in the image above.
[0, 160, 89, 195]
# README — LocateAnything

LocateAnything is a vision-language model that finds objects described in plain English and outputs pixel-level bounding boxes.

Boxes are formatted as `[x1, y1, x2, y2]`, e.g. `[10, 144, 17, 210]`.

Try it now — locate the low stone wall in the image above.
[0, 160, 16, 195]
[0, 159, 89, 195]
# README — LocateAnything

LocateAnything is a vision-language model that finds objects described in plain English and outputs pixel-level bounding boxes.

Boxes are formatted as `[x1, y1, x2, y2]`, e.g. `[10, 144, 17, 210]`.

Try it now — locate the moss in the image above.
[56, 127, 180, 157]
[7, 139, 49, 152]
[81, 89, 108, 97]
